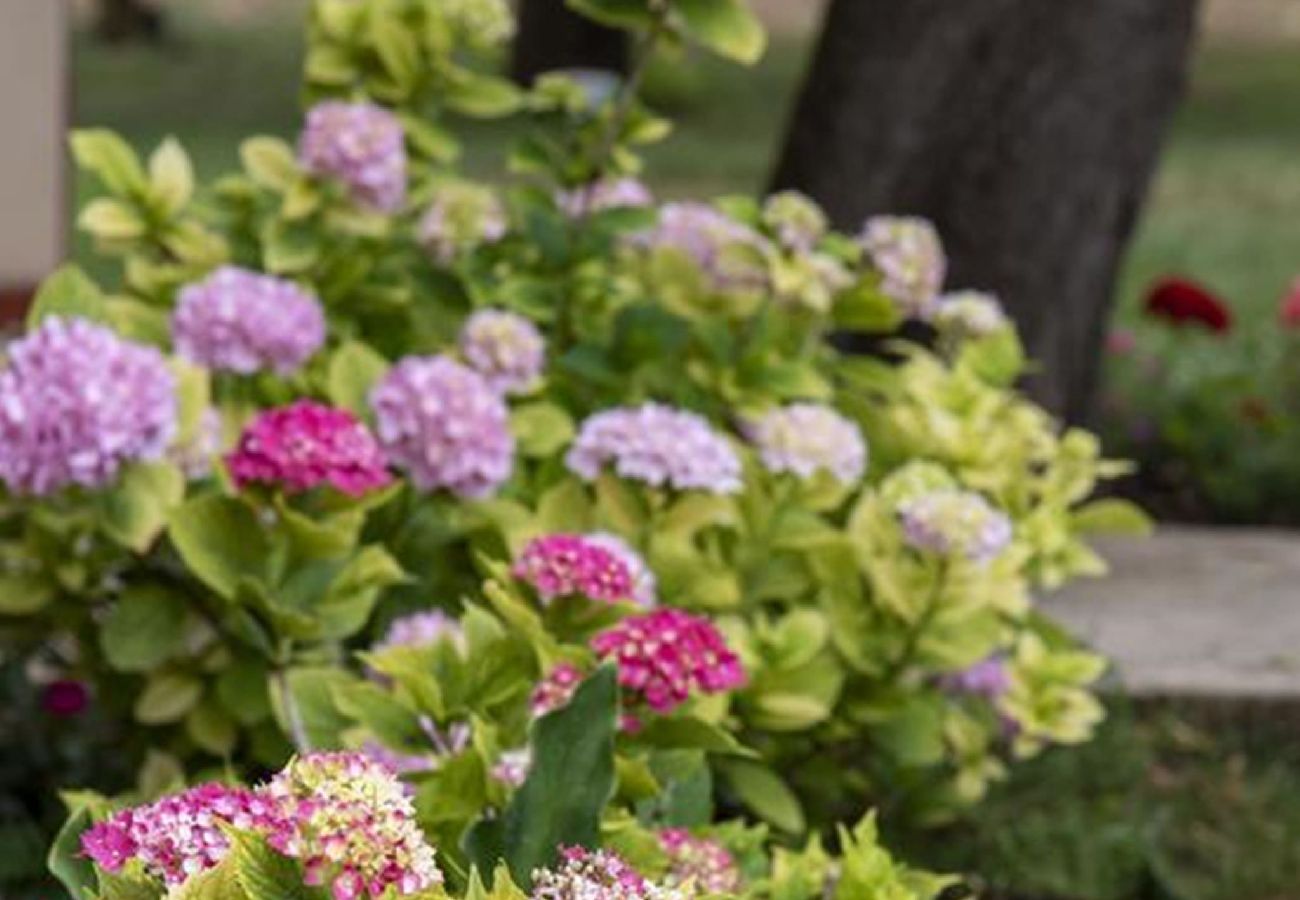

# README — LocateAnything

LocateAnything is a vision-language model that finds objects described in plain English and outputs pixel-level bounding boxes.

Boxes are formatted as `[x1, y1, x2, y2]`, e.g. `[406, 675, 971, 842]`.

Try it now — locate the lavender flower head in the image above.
[532, 847, 683, 900]
[762, 190, 828, 252]
[859, 215, 947, 318]
[566, 403, 742, 495]
[933, 291, 1011, 342]
[940, 656, 1012, 700]
[557, 177, 654, 218]
[299, 101, 407, 213]
[0, 317, 176, 496]
[633, 202, 771, 293]
[375, 610, 465, 654]
[459, 309, 546, 395]
[418, 181, 508, 265]
[897, 489, 1013, 564]
[584, 532, 656, 607]
[370, 355, 514, 498]
[173, 266, 326, 376]
[745, 403, 867, 485]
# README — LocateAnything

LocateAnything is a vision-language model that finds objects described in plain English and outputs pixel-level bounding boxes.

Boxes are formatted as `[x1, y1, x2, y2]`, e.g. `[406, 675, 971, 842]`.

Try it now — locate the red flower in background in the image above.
[1143, 277, 1233, 334]
[1279, 278, 1300, 328]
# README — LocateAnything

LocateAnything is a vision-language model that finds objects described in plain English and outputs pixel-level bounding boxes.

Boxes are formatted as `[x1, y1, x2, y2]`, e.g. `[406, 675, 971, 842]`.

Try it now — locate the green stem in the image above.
[272, 660, 312, 753]
[883, 560, 948, 681]
[589, 1, 670, 180]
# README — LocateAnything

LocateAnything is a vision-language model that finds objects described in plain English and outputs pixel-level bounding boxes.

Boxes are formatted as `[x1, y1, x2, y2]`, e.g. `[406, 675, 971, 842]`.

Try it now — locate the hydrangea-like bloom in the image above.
[531, 662, 584, 717]
[897, 490, 1013, 564]
[584, 532, 656, 607]
[169, 408, 223, 480]
[567, 404, 742, 495]
[261, 753, 442, 900]
[173, 267, 326, 376]
[0, 317, 176, 496]
[745, 403, 867, 485]
[419, 182, 508, 265]
[299, 101, 407, 213]
[591, 609, 746, 717]
[762, 190, 828, 252]
[659, 829, 741, 896]
[459, 310, 546, 395]
[226, 401, 392, 497]
[514, 534, 634, 604]
[940, 657, 1011, 700]
[374, 610, 465, 653]
[859, 215, 946, 319]
[370, 355, 514, 498]
[933, 291, 1010, 342]
[633, 202, 771, 292]
[557, 178, 654, 218]
[360, 741, 436, 777]
[532, 847, 682, 900]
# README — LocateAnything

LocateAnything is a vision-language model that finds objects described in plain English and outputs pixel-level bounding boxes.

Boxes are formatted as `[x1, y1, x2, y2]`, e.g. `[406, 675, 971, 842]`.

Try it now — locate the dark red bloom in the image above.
[1279, 277, 1300, 328]
[1143, 277, 1233, 334]
[42, 679, 89, 717]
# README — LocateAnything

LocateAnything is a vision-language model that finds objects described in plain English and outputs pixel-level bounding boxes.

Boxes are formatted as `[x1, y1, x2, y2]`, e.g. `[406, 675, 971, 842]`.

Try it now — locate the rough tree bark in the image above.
[511, 0, 628, 85]
[773, 0, 1200, 422]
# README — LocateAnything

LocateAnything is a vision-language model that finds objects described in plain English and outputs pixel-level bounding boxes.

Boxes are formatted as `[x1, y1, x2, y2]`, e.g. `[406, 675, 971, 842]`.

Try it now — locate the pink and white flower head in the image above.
[591, 609, 746, 718]
[583, 532, 656, 607]
[567, 403, 742, 495]
[897, 489, 1013, 564]
[939, 656, 1011, 700]
[557, 177, 654, 218]
[491, 748, 532, 788]
[369, 355, 514, 498]
[933, 291, 1010, 342]
[374, 610, 465, 654]
[459, 309, 546, 395]
[532, 847, 683, 900]
[299, 101, 407, 213]
[225, 400, 392, 497]
[531, 662, 585, 717]
[633, 201, 771, 293]
[172, 267, 326, 376]
[659, 829, 742, 896]
[762, 190, 828, 252]
[418, 181, 508, 265]
[745, 403, 867, 485]
[859, 215, 947, 319]
[514, 534, 634, 604]
[0, 316, 176, 496]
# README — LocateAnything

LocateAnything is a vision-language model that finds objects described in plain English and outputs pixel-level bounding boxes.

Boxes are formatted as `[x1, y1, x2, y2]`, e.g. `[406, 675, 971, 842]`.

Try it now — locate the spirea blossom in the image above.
[459, 309, 546, 395]
[859, 215, 946, 318]
[659, 829, 741, 896]
[418, 182, 508, 264]
[634, 202, 770, 292]
[374, 610, 465, 653]
[557, 178, 654, 218]
[299, 101, 407, 213]
[745, 403, 867, 485]
[566, 403, 742, 495]
[0, 317, 176, 496]
[933, 291, 1010, 342]
[591, 609, 746, 717]
[225, 400, 392, 497]
[532, 847, 683, 900]
[370, 355, 514, 498]
[172, 267, 326, 375]
[940, 657, 1011, 700]
[762, 190, 828, 252]
[897, 490, 1013, 564]
[584, 532, 656, 607]
[531, 663, 584, 717]
[514, 534, 634, 604]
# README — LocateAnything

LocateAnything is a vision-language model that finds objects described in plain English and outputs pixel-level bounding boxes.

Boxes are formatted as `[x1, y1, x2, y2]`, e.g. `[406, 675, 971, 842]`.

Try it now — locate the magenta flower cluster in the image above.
[897, 489, 1013, 564]
[557, 177, 654, 218]
[0, 317, 176, 496]
[514, 534, 635, 604]
[745, 403, 867, 485]
[531, 662, 584, 718]
[225, 400, 392, 497]
[584, 532, 656, 607]
[532, 847, 678, 900]
[633, 201, 771, 292]
[173, 267, 326, 376]
[567, 403, 742, 495]
[591, 608, 746, 717]
[659, 829, 741, 896]
[299, 101, 407, 213]
[459, 309, 546, 395]
[859, 215, 947, 319]
[370, 355, 514, 498]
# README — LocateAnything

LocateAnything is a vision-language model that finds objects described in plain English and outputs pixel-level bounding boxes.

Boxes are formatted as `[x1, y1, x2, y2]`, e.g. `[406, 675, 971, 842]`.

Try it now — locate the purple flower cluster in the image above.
[458, 309, 546, 395]
[299, 101, 407, 213]
[745, 403, 867, 485]
[370, 355, 514, 498]
[633, 202, 771, 292]
[226, 400, 392, 497]
[566, 403, 742, 495]
[859, 215, 947, 319]
[0, 317, 176, 496]
[897, 489, 1013, 564]
[940, 656, 1012, 700]
[557, 177, 654, 218]
[659, 829, 741, 896]
[374, 610, 465, 654]
[173, 267, 326, 376]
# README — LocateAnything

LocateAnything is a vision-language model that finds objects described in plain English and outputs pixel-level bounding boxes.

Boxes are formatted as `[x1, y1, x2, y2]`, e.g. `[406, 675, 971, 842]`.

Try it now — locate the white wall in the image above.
[0, 0, 68, 289]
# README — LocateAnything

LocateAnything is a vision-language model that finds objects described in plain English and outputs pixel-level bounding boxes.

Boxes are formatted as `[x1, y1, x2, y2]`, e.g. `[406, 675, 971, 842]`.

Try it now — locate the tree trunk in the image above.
[96, 0, 165, 44]
[773, 0, 1200, 422]
[511, 0, 629, 85]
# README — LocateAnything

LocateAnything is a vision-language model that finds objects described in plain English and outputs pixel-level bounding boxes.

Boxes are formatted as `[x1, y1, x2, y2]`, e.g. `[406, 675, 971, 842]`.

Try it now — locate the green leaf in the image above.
[313, 545, 407, 640]
[167, 495, 271, 600]
[443, 72, 524, 118]
[186, 699, 239, 757]
[47, 803, 97, 900]
[1071, 499, 1154, 537]
[833, 283, 902, 333]
[718, 759, 805, 833]
[273, 666, 354, 748]
[464, 667, 618, 887]
[97, 870, 166, 900]
[673, 0, 767, 64]
[101, 583, 189, 672]
[79, 198, 147, 240]
[230, 830, 323, 900]
[70, 129, 147, 196]
[98, 462, 185, 553]
[0, 572, 56, 615]
[27, 265, 109, 329]
[327, 341, 390, 417]
[632, 716, 754, 757]
[566, 0, 654, 29]
[149, 137, 195, 216]
[369, 13, 421, 91]
[240, 137, 298, 191]
[134, 671, 204, 724]
[511, 402, 575, 458]
[174, 854, 247, 900]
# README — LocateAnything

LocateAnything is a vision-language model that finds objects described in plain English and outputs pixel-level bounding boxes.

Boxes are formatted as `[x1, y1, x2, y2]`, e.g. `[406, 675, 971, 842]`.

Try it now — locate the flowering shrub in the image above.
[0, 0, 1150, 896]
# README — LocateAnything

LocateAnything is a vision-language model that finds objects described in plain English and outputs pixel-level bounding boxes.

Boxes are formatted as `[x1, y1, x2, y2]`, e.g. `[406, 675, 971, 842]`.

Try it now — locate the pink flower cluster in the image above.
[532, 847, 679, 900]
[459, 309, 546, 395]
[0, 317, 176, 496]
[591, 609, 746, 717]
[584, 532, 656, 607]
[373, 610, 465, 653]
[370, 355, 514, 498]
[299, 101, 407, 213]
[557, 177, 654, 218]
[940, 656, 1011, 700]
[225, 400, 392, 497]
[531, 662, 584, 717]
[897, 489, 1013, 564]
[567, 403, 743, 495]
[745, 403, 867, 485]
[514, 534, 635, 604]
[83, 753, 442, 900]
[172, 267, 326, 376]
[859, 215, 947, 319]
[659, 829, 741, 896]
